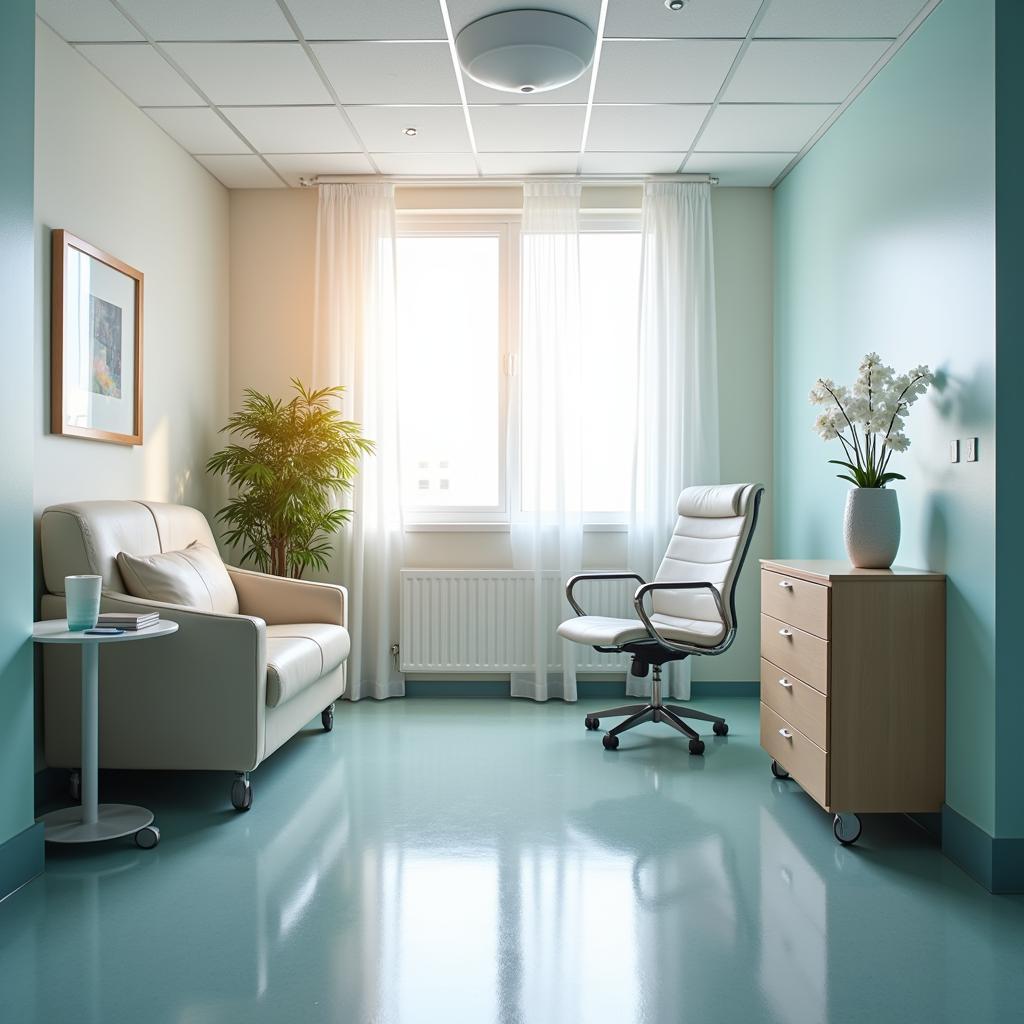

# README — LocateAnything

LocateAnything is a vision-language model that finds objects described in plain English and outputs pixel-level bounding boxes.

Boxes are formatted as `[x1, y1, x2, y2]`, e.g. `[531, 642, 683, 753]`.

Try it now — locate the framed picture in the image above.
[51, 229, 143, 445]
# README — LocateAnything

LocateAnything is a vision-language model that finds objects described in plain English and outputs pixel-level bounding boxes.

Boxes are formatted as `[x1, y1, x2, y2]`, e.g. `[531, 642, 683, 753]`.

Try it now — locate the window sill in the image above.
[403, 522, 629, 534]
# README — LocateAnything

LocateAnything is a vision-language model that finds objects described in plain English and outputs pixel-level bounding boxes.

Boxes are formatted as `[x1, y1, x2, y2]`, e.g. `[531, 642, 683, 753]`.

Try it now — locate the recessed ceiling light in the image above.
[403, 127, 418, 137]
[665, 0, 687, 10]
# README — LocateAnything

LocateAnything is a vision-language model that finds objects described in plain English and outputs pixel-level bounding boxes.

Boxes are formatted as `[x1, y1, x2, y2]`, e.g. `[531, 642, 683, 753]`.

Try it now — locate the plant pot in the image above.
[843, 487, 900, 569]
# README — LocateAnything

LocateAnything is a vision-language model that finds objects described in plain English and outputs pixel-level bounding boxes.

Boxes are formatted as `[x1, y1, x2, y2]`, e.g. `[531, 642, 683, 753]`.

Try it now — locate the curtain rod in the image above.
[299, 173, 719, 188]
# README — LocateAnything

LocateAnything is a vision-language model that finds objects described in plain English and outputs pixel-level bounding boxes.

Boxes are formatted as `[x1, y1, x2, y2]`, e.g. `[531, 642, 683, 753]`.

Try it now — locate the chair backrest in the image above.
[40, 500, 219, 595]
[652, 483, 764, 636]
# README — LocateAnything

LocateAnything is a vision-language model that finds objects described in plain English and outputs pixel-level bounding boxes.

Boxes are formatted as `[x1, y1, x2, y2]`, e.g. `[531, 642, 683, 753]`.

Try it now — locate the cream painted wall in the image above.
[34, 21, 229, 519]
[229, 186, 772, 683]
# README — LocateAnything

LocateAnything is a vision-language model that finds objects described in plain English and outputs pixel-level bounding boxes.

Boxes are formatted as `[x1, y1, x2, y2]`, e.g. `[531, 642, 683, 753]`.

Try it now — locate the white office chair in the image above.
[557, 483, 764, 753]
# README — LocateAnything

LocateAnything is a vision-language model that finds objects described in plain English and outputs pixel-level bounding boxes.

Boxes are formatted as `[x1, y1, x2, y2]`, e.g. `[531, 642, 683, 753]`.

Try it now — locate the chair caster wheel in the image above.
[713, 720, 728, 736]
[689, 738, 705, 755]
[833, 813, 862, 846]
[602, 733, 619, 750]
[69, 769, 81, 801]
[771, 759, 790, 779]
[322, 705, 335, 731]
[231, 778, 253, 812]
[585, 715, 599, 731]
[135, 825, 160, 849]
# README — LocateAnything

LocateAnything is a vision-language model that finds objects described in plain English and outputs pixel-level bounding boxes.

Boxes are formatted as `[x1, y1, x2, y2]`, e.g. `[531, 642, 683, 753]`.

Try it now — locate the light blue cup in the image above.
[65, 575, 102, 631]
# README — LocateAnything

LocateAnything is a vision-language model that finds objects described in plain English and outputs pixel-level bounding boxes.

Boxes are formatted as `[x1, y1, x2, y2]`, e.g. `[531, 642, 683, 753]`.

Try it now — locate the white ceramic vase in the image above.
[843, 487, 900, 569]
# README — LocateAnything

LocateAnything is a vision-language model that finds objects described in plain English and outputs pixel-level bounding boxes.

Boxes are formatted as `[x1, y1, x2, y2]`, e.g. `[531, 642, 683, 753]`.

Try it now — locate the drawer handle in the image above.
[779, 728, 794, 740]
[778, 628, 793, 638]
[778, 579, 793, 589]
[778, 678, 793, 689]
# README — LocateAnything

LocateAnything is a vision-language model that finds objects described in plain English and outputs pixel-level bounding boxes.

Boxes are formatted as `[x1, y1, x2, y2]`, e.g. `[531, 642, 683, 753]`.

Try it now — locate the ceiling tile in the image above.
[724, 40, 890, 103]
[581, 152, 687, 174]
[757, 0, 928, 38]
[264, 153, 375, 186]
[196, 154, 285, 188]
[38, 0, 142, 42]
[116, 0, 293, 41]
[222, 106, 360, 153]
[313, 41, 461, 105]
[698, 103, 835, 152]
[446, 0, 601, 35]
[464, 69, 592, 105]
[346, 107, 471, 153]
[162, 42, 330, 105]
[477, 153, 580, 176]
[604, 0, 762, 39]
[286, 0, 447, 40]
[586, 105, 707, 152]
[471, 106, 586, 153]
[595, 41, 741, 103]
[75, 43, 203, 106]
[145, 106, 249, 153]
[372, 153, 480, 175]
[685, 151, 794, 186]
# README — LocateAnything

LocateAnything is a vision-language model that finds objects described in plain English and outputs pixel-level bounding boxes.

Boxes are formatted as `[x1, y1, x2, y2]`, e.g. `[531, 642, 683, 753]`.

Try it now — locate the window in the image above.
[395, 214, 641, 526]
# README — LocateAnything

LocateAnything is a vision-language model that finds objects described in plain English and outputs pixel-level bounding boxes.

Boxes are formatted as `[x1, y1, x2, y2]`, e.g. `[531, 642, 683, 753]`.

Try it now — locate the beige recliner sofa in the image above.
[39, 500, 349, 811]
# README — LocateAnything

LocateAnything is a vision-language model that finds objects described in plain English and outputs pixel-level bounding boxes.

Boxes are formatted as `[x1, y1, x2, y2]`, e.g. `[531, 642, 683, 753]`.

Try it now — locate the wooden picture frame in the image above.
[51, 229, 144, 445]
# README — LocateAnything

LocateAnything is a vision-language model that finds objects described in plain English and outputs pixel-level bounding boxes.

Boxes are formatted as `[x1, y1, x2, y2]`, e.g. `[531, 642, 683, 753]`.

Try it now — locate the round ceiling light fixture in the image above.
[455, 9, 596, 95]
[402, 126, 418, 136]
[665, 0, 687, 10]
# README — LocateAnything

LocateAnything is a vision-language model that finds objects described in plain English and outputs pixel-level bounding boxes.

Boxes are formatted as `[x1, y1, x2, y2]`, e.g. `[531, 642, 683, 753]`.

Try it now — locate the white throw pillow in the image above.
[116, 541, 239, 614]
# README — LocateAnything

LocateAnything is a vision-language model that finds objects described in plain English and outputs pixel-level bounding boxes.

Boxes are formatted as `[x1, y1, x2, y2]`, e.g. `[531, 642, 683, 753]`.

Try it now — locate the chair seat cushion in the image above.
[557, 614, 725, 648]
[266, 623, 351, 708]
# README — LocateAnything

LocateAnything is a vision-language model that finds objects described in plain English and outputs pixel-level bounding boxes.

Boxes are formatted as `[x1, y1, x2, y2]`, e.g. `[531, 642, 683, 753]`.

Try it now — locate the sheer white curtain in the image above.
[313, 183, 404, 700]
[627, 182, 720, 701]
[511, 182, 584, 702]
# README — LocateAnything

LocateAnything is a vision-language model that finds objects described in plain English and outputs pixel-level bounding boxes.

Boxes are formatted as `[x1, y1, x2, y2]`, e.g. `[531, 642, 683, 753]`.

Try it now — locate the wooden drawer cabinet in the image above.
[759, 559, 946, 842]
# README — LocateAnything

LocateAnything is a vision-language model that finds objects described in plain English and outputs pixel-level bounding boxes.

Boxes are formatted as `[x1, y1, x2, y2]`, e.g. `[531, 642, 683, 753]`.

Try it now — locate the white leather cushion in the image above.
[266, 624, 351, 708]
[557, 614, 725, 648]
[677, 484, 749, 518]
[116, 542, 239, 614]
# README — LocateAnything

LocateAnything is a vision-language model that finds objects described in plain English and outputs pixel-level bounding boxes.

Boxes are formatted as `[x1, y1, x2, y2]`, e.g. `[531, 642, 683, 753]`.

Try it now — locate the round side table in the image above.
[32, 619, 179, 849]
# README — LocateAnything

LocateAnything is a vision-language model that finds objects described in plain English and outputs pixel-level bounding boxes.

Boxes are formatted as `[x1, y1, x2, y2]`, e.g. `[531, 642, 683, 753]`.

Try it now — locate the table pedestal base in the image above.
[40, 804, 154, 844]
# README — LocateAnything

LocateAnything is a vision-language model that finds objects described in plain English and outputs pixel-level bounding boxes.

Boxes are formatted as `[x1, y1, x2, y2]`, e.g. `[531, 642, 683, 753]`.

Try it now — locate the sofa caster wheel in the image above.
[689, 738, 705, 755]
[322, 705, 335, 732]
[69, 769, 81, 801]
[771, 759, 790, 779]
[231, 778, 253, 812]
[585, 715, 599, 731]
[713, 720, 728, 736]
[833, 813, 862, 846]
[135, 825, 160, 849]
[602, 733, 619, 750]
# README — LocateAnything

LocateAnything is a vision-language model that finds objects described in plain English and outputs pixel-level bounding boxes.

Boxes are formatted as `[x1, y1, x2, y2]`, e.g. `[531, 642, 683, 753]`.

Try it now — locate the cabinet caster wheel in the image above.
[69, 769, 81, 801]
[231, 778, 253, 812]
[602, 733, 619, 750]
[135, 826, 160, 850]
[585, 715, 599, 731]
[771, 759, 790, 779]
[833, 813, 862, 846]
[322, 705, 335, 732]
[712, 720, 728, 736]
[689, 738, 705, 755]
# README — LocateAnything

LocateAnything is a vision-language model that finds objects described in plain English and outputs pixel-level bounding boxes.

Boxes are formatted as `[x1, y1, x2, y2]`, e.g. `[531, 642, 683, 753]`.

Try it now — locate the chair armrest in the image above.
[565, 572, 647, 616]
[633, 581, 730, 655]
[226, 567, 347, 628]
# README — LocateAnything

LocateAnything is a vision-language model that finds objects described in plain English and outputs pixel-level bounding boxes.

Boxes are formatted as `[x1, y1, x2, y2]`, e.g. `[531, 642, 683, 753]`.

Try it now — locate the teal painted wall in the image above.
[774, 0, 999, 835]
[0, 0, 37, 849]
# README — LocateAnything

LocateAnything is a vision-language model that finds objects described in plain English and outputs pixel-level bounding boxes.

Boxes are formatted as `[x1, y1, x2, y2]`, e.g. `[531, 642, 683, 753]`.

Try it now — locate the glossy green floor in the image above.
[1, 696, 1022, 1023]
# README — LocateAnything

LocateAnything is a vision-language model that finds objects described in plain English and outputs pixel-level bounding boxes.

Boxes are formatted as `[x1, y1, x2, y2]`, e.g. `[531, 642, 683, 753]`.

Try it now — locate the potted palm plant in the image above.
[810, 354, 932, 568]
[207, 379, 374, 578]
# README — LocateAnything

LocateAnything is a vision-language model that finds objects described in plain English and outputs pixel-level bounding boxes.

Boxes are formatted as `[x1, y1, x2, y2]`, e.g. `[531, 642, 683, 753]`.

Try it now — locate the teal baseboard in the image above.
[403, 679, 759, 699]
[942, 805, 1024, 894]
[0, 821, 44, 904]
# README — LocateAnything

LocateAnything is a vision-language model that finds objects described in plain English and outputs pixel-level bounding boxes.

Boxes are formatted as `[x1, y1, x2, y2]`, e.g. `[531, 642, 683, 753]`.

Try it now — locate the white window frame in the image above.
[396, 210, 641, 532]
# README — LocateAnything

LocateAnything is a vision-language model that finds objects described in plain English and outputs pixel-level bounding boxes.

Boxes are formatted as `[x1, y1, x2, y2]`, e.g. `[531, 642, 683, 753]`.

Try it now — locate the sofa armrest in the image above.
[226, 567, 347, 628]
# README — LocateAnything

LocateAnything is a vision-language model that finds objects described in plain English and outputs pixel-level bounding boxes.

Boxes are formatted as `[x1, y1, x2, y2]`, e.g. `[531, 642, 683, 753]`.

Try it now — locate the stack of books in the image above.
[97, 611, 161, 631]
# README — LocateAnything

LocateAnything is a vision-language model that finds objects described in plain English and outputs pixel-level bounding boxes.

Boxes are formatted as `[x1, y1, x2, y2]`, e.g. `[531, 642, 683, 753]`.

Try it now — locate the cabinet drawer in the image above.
[761, 614, 829, 694]
[761, 570, 829, 639]
[760, 658, 828, 749]
[761, 704, 828, 808]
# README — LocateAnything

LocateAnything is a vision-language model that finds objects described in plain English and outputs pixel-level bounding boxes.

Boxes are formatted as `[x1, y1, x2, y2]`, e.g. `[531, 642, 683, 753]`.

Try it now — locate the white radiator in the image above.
[399, 570, 633, 673]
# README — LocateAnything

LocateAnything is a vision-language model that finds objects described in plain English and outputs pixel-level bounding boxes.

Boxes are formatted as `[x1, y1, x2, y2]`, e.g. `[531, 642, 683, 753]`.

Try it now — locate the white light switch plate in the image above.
[966, 437, 978, 462]
[950, 440, 960, 463]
